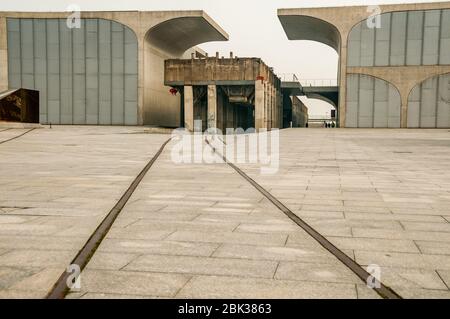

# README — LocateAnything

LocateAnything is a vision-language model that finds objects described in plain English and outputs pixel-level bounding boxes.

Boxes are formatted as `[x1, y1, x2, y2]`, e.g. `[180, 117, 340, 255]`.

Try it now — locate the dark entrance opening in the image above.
[0, 89, 39, 123]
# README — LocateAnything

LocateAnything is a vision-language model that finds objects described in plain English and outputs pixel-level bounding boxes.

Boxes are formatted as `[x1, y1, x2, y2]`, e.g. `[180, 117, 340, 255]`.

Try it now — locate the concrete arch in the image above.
[346, 73, 401, 128]
[304, 93, 337, 109]
[407, 72, 450, 128]
[142, 15, 228, 127]
[145, 16, 228, 57]
[277, 14, 341, 52]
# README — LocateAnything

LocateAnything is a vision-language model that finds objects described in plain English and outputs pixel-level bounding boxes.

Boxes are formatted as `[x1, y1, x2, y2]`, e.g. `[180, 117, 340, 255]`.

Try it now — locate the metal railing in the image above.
[279, 73, 299, 82]
[300, 79, 338, 87]
[278, 75, 338, 87]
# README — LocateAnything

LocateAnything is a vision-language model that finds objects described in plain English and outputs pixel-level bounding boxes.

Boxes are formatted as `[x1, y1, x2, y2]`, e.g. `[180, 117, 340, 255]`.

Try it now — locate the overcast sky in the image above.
[0, 0, 439, 116]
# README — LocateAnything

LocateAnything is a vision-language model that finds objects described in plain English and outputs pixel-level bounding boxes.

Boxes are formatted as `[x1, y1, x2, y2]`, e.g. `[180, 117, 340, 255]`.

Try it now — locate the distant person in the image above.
[332, 122, 335, 128]
[305, 122, 309, 128]
[324, 121, 327, 128]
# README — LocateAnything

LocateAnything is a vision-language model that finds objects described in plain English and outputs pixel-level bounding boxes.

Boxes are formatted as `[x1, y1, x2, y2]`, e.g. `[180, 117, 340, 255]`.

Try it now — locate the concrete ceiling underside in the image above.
[277, 14, 341, 52]
[146, 16, 229, 56]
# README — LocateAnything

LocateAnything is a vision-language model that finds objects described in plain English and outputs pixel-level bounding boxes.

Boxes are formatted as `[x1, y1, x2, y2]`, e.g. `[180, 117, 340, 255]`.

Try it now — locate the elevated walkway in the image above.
[280, 76, 339, 108]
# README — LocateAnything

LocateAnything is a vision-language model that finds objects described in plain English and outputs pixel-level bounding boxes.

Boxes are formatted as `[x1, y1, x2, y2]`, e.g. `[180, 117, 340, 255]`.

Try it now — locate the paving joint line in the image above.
[0, 128, 36, 145]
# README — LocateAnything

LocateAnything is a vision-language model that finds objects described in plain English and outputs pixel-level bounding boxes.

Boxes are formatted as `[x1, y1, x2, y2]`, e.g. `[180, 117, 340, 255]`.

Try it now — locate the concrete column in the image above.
[272, 85, 276, 129]
[338, 34, 348, 128]
[400, 94, 408, 129]
[184, 86, 194, 131]
[255, 80, 265, 130]
[207, 85, 218, 129]
[0, 17, 8, 92]
[264, 84, 270, 129]
[227, 102, 234, 129]
[217, 88, 224, 132]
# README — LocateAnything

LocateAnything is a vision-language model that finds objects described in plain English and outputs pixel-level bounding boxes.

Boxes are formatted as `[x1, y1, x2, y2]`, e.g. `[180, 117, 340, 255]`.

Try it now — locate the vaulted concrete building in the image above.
[278, 1, 450, 128]
[0, 11, 228, 126]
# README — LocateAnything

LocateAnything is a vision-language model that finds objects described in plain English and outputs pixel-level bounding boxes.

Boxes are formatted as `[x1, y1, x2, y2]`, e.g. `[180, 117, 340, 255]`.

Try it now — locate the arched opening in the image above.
[277, 14, 341, 126]
[346, 74, 401, 128]
[300, 97, 336, 128]
[143, 16, 228, 127]
[408, 73, 450, 128]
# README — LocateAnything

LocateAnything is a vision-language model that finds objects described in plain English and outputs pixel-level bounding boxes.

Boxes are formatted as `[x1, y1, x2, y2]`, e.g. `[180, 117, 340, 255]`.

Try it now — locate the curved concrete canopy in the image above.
[305, 93, 337, 109]
[277, 15, 340, 52]
[146, 15, 229, 56]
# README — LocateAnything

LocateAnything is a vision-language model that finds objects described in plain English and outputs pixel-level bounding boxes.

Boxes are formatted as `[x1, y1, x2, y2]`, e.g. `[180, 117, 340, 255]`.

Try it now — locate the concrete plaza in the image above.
[0, 127, 449, 299]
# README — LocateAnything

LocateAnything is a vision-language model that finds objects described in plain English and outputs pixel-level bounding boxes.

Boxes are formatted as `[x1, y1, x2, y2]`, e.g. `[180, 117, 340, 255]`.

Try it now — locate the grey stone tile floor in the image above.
[1, 127, 449, 299]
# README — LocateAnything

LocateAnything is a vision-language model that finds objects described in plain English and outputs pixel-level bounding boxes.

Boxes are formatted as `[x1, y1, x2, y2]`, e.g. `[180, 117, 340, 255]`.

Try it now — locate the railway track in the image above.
[39, 134, 401, 299]
[0, 128, 35, 145]
[204, 137, 402, 300]
[46, 137, 172, 299]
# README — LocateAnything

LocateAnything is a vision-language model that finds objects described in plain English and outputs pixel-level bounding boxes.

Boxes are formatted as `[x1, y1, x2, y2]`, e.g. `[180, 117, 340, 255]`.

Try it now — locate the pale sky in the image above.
[0, 0, 440, 116]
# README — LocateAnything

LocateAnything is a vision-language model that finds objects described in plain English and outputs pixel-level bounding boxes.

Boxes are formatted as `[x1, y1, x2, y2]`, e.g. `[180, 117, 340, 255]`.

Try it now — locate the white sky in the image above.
[0, 0, 440, 116]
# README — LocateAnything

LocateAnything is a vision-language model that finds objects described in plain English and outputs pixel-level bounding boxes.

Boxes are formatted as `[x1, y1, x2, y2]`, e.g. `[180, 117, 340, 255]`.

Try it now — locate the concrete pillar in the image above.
[217, 87, 224, 132]
[272, 85, 276, 129]
[400, 94, 408, 129]
[0, 17, 8, 92]
[184, 86, 194, 131]
[227, 102, 234, 129]
[264, 84, 270, 129]
[255, 80, 265, 130]
[207, 85, 218, 129]
[338, 34, 348, 128]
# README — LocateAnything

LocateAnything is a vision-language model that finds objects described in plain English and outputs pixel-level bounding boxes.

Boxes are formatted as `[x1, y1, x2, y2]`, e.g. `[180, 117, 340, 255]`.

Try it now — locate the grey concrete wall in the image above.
[0, 17, 7, 92]
[348, 9, 450, 67]
[408, 73, 450, 128]
[346, 74, 401, 128]
[291, 96, 308, 127]
[6, 18, 138, 125]
[143, 45, 180, 127]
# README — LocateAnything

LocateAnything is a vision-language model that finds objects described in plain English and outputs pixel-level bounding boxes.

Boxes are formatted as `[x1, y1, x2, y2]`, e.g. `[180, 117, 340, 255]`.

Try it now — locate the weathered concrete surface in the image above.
[0, 127, 168, 298]
[278, 1, 450, 128]
[165, 57, 282, 131]
[234, 128, 450, 299]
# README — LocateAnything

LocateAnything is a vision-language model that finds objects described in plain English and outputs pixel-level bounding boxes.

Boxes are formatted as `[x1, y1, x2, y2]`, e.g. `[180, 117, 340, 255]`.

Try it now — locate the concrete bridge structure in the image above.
[278, 1, 450, 128]
[165, 56, 283, 131]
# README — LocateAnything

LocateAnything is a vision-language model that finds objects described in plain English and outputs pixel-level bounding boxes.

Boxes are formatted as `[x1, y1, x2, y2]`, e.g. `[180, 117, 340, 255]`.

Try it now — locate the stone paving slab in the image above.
[176, 275, 359, 299]
[79, 269, 190, 298]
